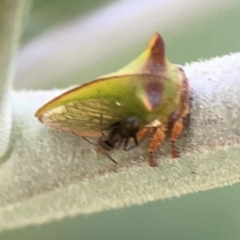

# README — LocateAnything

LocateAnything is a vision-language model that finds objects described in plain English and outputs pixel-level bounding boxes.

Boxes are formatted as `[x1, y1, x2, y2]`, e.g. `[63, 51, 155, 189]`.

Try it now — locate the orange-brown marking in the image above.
[136, 127, 149, 140]
[170, 118, 183, 158]
[169, 70, 190, 158]
[142, 68, 190, 167]
[148, 125, 166, 167]
[148, 33, 166, 66]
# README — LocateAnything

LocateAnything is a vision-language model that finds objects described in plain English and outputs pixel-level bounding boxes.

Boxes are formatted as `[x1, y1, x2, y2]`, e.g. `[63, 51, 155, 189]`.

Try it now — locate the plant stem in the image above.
[0, 0, 30, 157]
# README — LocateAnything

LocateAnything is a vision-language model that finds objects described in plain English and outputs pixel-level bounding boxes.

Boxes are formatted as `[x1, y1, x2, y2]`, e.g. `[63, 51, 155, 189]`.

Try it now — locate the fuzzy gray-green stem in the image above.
[1, 53, 240, 231]
[0, 0, 29, 158]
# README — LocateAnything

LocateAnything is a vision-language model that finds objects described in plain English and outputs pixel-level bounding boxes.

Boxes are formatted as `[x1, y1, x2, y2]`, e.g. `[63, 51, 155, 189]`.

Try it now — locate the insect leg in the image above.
[123, 138, 130, 151]
[133, 135, 138, 147]
[136, 128, 149, 144]
[123, 136, 138, 151]
[124, 127, 150, 151]
[71, 131, 98, 146]
[81, 136, 98, 146]
[170, 118, 183, 158]
[115, 138, 123, 149]
[98, 147, 118, 164]
[180, 70, 190, 118]
[168, 71, 190, 158]
[147, 125, 166, 167]
[105, 151, 118, 164]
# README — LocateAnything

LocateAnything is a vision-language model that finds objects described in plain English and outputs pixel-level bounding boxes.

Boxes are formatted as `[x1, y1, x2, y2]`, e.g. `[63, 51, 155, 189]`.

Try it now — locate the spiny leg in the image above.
[123, 138, 130, 151]
[81, 136, 98, 146]
[148, 126, 166, 167]
[99, 148, 118, 164]
[115, 138, 123, 150]
[104, 150, 118, 165]
[168, 69, 190, 158]
[123, 126, 149, 151]
[71, 131, 98, 145]
[123, 127, 150, 151]
[136, 127, 150, 145]
[123, 135, 138, 151]
[100, 148, 119, 173]
[170, 118, 183, 158]
[72, 130, 118, 164]
[132, 135, 138, 148]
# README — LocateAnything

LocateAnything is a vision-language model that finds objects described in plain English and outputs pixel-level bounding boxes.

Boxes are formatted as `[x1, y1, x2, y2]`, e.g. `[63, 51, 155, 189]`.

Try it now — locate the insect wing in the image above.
[35, 33, 184, 138]
[35, 74, 153, 137]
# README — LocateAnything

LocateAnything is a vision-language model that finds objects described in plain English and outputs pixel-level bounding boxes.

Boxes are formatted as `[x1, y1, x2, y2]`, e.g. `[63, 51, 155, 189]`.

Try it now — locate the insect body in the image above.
[99, 116, 141, 151]
[97, 116, 143, 164]
[35, 33, 190, 167]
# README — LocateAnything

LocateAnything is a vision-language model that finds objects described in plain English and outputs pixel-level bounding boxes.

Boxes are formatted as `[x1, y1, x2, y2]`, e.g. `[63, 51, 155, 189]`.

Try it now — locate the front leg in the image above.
[147, 125, 166, 167]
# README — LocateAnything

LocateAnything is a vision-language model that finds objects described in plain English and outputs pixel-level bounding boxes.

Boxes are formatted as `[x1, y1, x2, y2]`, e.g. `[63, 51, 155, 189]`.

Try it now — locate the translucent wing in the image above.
[35, 74, 146, 135]
[38, 97, 137, 138]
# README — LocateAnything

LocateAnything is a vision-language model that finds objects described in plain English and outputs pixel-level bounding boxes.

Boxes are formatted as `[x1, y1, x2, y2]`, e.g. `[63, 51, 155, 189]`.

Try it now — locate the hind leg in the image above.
[136, 125, 166, 167]
[169, 69, 190, 158]
[170, 118, 183, 158]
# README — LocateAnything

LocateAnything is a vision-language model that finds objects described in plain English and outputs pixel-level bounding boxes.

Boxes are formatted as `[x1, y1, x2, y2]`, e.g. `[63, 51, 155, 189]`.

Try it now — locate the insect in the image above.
[98, 116, 142, 151]
[74, 115, 144, 164]
[35, 33, 190, 167]
[96, 116, 144, 164]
